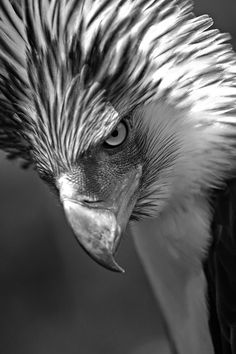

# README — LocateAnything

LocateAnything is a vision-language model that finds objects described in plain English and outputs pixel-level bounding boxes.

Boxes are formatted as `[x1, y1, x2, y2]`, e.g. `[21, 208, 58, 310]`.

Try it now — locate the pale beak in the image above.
[62, 199, 124, 272]
[58, 168, 141, 272]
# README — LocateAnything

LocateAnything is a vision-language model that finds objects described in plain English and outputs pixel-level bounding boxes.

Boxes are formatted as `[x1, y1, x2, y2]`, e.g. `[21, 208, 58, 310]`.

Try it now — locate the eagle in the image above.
[0, 0, 236, 353]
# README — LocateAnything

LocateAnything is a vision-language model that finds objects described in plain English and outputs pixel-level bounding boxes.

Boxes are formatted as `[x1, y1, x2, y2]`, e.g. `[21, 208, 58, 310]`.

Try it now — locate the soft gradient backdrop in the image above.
[0, 1, 235, 353]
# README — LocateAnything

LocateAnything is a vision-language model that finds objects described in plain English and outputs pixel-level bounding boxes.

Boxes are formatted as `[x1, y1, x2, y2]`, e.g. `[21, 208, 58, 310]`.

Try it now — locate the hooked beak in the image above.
[58, 168, 141, 273]
[62, 200, 124, 272]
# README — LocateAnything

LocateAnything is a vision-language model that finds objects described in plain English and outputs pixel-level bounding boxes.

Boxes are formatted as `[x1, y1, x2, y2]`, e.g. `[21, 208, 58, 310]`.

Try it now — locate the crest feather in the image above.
[0, 0, 236, 174]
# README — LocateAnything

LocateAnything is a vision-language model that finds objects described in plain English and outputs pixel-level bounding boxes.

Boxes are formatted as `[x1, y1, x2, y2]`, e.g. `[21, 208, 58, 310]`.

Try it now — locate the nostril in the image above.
[81, 197, 104, 206]
[58, 175, 103, 205]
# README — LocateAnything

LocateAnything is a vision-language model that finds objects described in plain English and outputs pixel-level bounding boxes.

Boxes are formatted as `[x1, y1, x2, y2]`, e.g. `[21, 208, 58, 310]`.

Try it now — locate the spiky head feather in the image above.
[0, 0, 161, 172]
[1, 0, 236, 197]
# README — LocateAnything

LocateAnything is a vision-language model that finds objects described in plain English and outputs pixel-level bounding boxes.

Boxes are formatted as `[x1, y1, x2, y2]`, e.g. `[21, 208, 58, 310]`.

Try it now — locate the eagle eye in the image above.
[103, 121, 128, 148]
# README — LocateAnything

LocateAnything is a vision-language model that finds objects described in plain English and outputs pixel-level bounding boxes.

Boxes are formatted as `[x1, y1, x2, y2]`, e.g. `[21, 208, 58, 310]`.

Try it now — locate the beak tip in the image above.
[111, 262, 125, 274]
[97, 254, 125, 273]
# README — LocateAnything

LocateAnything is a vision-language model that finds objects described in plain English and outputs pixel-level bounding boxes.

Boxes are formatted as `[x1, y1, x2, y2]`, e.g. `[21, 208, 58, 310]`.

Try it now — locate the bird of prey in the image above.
[0, 0, 236, 353]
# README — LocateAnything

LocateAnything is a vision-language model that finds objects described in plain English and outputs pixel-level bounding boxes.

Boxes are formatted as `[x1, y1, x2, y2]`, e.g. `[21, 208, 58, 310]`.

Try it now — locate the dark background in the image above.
[0, 1, 236, 353]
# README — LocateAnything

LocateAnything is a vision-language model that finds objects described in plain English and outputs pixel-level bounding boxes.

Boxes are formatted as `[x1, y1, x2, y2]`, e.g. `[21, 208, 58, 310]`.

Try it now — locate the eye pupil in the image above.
[111, 130, 118, 138]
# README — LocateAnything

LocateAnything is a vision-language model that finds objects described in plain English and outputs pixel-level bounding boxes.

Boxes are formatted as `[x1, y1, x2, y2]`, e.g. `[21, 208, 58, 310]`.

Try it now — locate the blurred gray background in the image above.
[0, 1, 236, 354]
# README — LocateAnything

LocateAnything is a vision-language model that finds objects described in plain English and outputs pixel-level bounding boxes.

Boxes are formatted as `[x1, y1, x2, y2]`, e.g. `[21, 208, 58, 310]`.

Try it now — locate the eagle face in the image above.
[55, 115, 144, 272]
[40, 100, 180, 272]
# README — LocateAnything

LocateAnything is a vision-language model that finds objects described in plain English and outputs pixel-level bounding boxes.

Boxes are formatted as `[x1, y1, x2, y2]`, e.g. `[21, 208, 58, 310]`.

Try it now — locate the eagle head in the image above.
[1, 0, 236, 271]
